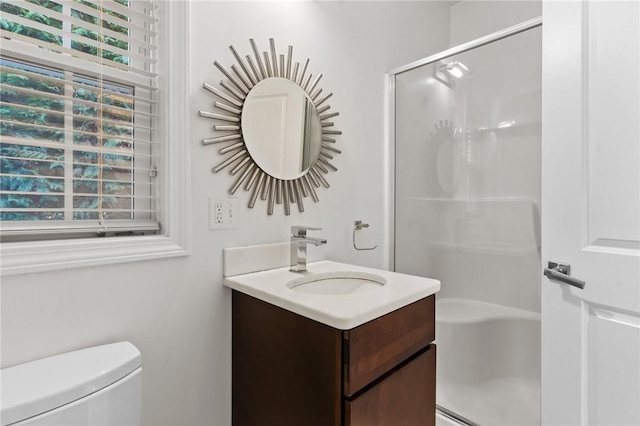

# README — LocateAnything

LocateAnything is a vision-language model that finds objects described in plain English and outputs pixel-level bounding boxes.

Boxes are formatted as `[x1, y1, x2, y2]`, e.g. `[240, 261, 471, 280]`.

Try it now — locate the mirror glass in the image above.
[241, 77, 322, 180]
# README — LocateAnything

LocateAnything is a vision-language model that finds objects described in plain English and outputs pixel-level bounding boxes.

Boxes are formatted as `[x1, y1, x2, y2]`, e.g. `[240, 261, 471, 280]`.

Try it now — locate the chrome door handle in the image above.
[544, 261, 586, 289]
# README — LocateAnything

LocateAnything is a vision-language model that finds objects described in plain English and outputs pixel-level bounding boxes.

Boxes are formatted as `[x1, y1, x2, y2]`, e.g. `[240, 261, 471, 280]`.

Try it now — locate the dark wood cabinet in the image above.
[232, 291, 436, 426]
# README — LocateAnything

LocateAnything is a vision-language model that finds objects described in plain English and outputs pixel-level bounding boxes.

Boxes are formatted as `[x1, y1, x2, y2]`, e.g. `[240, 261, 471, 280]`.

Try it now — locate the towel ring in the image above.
[353, 220, 377, 251]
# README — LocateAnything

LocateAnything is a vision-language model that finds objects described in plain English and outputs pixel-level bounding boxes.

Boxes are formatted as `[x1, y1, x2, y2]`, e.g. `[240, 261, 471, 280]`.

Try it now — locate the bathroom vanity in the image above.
[224, 259, 439, 426]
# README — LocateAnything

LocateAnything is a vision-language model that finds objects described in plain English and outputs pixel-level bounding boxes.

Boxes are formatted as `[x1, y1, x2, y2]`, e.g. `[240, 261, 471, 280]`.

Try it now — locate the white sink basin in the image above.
[223, 260, 440, 329]
[287, 271, 386, 295]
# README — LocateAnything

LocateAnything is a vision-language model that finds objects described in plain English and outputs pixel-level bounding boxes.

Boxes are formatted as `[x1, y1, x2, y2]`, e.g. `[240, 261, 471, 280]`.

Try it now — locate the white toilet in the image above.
[0, 342, 142, 426]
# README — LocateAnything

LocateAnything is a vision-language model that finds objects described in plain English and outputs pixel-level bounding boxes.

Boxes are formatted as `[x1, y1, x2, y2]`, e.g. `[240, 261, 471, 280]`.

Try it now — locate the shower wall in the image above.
[393, 24, 542, 426]
[394, 27, 542, 312]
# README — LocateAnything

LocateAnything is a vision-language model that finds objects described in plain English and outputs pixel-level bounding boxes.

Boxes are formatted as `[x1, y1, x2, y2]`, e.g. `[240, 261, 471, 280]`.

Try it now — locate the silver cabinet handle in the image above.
[544, 261, 586, 289]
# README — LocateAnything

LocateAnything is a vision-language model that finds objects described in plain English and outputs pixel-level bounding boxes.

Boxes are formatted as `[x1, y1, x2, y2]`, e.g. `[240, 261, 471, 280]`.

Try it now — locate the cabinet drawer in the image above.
[343, 295, 435, 396]
[345, 344, 436, 426]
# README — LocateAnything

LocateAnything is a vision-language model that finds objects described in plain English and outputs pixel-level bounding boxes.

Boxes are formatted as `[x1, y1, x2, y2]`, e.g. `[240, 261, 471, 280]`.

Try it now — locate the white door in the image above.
[542, 1, 640, 425]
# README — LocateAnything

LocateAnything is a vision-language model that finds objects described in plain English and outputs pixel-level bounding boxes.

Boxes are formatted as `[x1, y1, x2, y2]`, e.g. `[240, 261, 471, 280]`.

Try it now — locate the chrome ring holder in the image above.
[353, 220, 377, 251]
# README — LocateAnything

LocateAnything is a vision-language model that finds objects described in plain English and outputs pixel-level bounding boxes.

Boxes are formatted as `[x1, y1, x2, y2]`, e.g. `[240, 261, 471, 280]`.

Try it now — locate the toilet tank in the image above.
[0, 342, 142, 426]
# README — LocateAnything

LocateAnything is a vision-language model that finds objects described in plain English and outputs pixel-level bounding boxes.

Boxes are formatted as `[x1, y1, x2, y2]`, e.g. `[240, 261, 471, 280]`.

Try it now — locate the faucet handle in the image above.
[291, 225, 322, 236]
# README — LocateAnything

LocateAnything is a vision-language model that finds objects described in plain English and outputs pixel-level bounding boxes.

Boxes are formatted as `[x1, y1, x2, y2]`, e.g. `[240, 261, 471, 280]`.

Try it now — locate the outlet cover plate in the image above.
[209, 197, 239, 230]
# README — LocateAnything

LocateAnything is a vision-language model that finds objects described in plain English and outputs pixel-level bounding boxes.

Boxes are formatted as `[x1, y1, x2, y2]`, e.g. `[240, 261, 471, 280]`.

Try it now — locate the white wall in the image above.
[0, 2, 450, 425]
[450, 0, 541, 46]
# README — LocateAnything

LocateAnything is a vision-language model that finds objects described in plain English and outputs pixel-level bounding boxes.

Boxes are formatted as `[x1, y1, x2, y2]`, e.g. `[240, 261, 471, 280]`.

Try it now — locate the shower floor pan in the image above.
[436, 298, 540, 426]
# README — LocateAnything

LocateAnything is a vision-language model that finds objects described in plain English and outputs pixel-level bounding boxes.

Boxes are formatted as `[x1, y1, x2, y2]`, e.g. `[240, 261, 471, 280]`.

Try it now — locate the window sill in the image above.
[0, 235, 189, 276]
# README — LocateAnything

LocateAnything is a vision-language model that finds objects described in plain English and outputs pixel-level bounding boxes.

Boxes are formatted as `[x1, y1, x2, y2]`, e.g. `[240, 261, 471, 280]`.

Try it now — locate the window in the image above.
[0, 1, 190, 274]
[1, 0, 158, 240]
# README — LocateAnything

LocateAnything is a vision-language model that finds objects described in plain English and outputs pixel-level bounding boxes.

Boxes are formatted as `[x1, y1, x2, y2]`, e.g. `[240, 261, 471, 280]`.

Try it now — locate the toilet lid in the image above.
[0, 342, 141, 426]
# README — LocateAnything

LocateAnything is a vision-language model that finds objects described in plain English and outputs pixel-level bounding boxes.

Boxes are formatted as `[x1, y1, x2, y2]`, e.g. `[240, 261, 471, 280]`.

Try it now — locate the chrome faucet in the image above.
[290, 226, 327, 272]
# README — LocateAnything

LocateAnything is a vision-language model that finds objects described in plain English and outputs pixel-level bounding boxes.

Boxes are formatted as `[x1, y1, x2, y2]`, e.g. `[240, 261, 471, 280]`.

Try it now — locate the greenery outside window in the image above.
[0, 0, 159, 241]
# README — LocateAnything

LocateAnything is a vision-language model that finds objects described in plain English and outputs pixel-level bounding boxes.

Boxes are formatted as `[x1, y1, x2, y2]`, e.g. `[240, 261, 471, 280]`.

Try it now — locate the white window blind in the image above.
[0, 0, 159, 241]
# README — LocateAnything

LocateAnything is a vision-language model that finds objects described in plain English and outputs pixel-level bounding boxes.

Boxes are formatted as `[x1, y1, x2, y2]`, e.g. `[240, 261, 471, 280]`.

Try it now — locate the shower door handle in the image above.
[544, 261, 586, 289]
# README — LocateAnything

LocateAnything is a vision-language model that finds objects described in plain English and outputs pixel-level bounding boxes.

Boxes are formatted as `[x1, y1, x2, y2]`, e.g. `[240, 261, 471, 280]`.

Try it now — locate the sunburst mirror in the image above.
[199, 38, 341, 215]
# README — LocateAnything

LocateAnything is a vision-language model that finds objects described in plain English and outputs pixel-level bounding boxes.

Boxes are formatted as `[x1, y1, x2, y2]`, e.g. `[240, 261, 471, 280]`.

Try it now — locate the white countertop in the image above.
[223, 260, 440, 330]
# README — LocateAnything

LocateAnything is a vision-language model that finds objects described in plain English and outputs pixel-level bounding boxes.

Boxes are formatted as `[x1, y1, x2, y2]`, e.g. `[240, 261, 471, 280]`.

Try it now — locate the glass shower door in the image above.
[394, 27, 542, 426]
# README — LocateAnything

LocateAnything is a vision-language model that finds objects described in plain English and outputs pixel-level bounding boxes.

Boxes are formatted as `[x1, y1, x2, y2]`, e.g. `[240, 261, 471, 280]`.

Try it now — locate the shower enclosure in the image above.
[389, 20, 542, 426]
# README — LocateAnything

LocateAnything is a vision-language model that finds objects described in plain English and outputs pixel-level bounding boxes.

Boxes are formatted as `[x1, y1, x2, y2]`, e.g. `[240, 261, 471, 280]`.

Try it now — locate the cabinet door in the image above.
[345, 344, 436, 426]
[232, 292, 342, 426]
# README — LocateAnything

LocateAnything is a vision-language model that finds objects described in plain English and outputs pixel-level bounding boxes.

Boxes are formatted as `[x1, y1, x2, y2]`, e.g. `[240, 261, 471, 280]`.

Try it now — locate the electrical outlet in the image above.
[209, 197, 239, 230]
